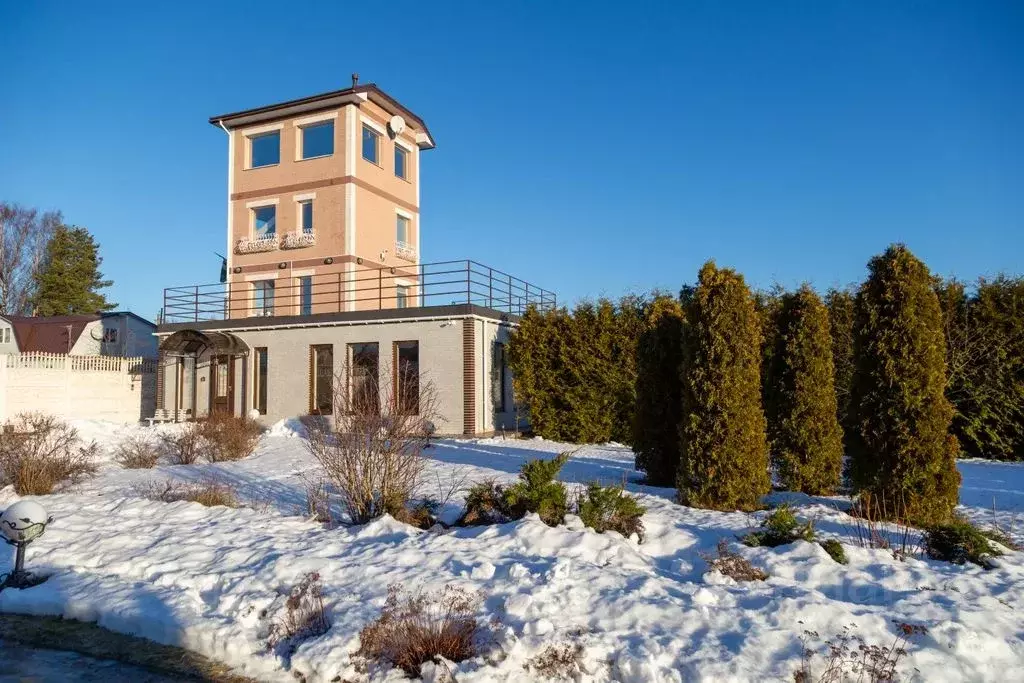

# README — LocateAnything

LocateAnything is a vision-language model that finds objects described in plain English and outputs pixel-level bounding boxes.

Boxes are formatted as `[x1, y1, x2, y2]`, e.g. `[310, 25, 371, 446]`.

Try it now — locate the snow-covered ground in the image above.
[1, 420, 1023, 682]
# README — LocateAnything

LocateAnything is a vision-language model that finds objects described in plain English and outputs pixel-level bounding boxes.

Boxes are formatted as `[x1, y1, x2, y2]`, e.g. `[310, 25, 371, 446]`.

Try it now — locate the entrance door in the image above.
[210, 355, 234, 415]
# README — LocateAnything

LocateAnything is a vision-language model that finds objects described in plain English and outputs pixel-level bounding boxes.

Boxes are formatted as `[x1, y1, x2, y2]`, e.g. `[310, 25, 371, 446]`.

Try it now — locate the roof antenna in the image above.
[351, 72, 359, 88]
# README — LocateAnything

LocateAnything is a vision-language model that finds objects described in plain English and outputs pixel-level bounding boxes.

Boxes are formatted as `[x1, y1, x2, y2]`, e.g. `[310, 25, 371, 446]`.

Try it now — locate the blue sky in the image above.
[2, 1, 1021, 318]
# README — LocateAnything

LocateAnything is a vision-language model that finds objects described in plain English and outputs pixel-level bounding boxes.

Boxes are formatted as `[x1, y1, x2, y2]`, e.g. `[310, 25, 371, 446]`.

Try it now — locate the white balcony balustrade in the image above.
[281, 231, 316, 249]
[235, 235, 279, 254]
[395, 240, 417, 262]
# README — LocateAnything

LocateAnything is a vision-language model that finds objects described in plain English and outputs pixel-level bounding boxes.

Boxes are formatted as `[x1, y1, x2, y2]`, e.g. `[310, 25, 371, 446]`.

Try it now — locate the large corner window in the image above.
[492, 341, 507, 413]
[299, 275, 313, 316]
[253, 205, 276, 237]
[299, 200, 313, 234]
[394, 145, 408, 179]
[250, 131, 280, 168]
[395, 341, 419, 415]
[349, 342, 379, 413]
[300, 121, 334, 159]
[361, 124, 379, 164]
[253, 280, 275, 316]
[310, 344, 333, 415]
[254, 347, 268, 415]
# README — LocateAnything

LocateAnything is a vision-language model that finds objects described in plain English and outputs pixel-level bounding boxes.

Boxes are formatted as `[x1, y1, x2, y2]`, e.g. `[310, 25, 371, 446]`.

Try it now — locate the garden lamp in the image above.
[0, 500, 52, 590]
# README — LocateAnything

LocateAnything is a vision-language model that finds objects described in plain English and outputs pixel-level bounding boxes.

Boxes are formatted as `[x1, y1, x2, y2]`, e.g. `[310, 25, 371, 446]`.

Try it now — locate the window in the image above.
[250, 131, 280, 168]
[102, 328, 118, 344]
[394, 145, 408, 179]
[2, 328, 10, 344]
[299, 200, 313, 234]
[254, 347, 268, 415]
[349, 343, 379, 413]
[395, 341, 419, 415]
[253, 205, 276, 237]
[299, 275, 313, 316]
[492, 342, 507, 413]
[300, 121, 334, 159]
[253, 280, 275, 316]
[396, 215, 410, 244]
[310, 344, 333, 414]
[396, 284, 409, 309]
[361, 124, 379, 164]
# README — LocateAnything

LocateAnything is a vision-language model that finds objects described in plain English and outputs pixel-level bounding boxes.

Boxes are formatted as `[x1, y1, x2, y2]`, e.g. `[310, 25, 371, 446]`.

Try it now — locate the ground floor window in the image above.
[254, 347, 268, 415]
[492, 341, 507, 412]
[395, 340, 419, 415]
[349, 342, 379, 413]
[310, 344, 333, 414]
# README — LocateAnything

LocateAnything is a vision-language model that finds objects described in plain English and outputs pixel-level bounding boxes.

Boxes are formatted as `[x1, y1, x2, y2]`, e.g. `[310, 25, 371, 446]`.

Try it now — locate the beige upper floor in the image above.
[211, 80, 434, 315]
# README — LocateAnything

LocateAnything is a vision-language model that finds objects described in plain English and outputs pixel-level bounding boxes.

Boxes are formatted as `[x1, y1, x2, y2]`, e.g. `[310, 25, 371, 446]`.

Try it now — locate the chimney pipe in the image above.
[351, 73, 359, 88]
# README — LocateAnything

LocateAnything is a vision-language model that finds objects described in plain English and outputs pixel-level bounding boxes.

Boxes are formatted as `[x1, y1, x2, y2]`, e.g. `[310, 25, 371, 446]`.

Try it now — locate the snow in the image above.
[1, 421, 1023, 682]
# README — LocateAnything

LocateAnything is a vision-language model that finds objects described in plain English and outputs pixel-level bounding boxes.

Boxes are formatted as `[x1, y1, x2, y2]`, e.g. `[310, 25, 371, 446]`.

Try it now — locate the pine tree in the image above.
[848, 245, 960, 525]
[678, 261, 770, 510]
[633, 295, 684, 486]
[32, 226, 115, 315]
[764, 285, 844, 494]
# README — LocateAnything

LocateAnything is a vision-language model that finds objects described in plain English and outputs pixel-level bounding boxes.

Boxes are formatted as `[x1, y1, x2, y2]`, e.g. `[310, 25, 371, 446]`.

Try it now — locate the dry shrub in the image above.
[137, 479, 239, 508]
[266, 572, 330, 657]
[526, 642, 585, 679]
[160, 424, 206, 465]
[114, 434, 161, 469]
[300, 474, 334, 525]
[305, 361, 440, 525]
[357, 584, 480, 678]
[795, 622, 927, 682]
[701, 539, 769, 582]
[846, 496, 923, 561]
[198, 413, 263, 462]
[0, 413, 98, 494]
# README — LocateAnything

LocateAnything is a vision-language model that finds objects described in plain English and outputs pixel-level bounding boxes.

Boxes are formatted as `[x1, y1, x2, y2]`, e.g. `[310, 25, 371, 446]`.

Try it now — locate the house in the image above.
[4, 312, 157, 358]
[155, 78, 554, 435]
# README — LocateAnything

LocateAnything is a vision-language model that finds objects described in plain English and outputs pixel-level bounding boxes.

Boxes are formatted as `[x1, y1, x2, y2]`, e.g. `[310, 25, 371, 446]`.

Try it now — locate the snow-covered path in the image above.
[2, 422, 1023, 682]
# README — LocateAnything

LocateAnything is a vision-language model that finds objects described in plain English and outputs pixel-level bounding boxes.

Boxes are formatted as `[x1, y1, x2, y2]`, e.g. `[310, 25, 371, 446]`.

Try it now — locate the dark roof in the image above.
[5, 315, 99, 354]
[208, 83, 435, 149]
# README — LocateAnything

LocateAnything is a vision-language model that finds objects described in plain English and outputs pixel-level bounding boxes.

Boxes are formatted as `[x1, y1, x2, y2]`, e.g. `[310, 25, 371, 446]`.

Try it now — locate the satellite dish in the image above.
[90, 325, 104, 341]
[388, 115, 406, 137]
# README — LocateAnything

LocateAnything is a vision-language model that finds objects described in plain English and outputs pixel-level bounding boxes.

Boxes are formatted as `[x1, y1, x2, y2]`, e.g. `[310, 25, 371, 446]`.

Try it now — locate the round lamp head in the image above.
[0, 500, 50, 544]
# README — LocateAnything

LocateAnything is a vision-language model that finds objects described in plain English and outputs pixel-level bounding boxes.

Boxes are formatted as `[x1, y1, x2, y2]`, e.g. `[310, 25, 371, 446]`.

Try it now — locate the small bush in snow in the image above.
[577, 482, 646, 541]
[461, 480, 512, 525]
[922, 518, 1003, 568]
[357, 584, 480, 678]
[701, 539, 768, 582]
[139, 479, 239, 508]
[795, 621, 926, 682]
[526, 641, 586, 679]
[0, 413, 98, 494]
[160, 424, 206, 465]
[819, 539, 848, 564]
[502, 452, 570, 526]
[114, 434, 161, 469]
[393, 499, 439, 530]
[980, 525, 1020, 551]
[266, 571, 330, 657]
[743, 505, 815, 548]
[198, 413, 263, 462]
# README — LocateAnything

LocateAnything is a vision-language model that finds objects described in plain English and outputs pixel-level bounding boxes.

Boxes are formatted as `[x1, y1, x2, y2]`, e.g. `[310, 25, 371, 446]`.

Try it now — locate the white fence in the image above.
[0, 352, 157, 424]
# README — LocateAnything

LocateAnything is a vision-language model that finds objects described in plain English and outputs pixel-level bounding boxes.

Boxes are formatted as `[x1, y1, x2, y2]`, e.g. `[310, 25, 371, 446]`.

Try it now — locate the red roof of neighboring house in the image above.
[5, 315, 100, 354]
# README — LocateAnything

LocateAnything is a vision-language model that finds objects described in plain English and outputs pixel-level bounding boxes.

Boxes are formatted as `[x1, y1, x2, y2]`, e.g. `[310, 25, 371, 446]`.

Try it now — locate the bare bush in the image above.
[846, 496, 923, 560]
[114, 434, 161, 469]
[0, 413, 98, 494]
[700, 539, 769, 582]
[305, 360, 441, 525]
[357, 584, 481, 678]
[266, 572, 331, 657]
[198, 413, 263, 462]
[160, 424, 206, 465]
[136, 479, 239, 508]
[299, 474, 334, 525]
[795, 621, 927, 682]
[526, 641, 586, 679]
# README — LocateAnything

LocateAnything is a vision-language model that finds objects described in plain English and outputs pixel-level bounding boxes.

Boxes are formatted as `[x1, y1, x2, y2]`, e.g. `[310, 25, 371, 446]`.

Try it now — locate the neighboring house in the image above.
[155, 78, 555, 435]
[0, 316, 19, 354]
[6, 312, 157, 358]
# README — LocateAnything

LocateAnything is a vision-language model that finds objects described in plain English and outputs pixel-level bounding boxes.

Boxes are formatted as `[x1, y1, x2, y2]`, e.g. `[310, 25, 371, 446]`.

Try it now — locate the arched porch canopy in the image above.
[159, 329, 249, 356]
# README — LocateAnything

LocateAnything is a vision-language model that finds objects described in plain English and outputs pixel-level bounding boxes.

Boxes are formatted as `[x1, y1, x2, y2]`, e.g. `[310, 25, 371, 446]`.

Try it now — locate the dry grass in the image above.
[136, 479, 239, 508]
[0, 413, 98, 494]
[198, 413, 263, 462]
[160, 424, 206, 465]
[357, 584, 481, 678]
[299, 474, 334, 525]
[846, 497, 924, 561]
[701, 539, 769, 582]
[266, 572, 331, 657]
[526, 641, 586, 679]
[114, 434, 161, 469]
[795, 621, 927, 682]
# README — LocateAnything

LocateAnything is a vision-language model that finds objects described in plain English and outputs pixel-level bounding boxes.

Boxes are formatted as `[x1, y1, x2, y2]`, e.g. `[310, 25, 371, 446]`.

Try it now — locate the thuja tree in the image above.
[848, 245, 960, 524]
[508, 306, 573, 441]
[763, 285, 844, 494]
[633, 295, 685, 486]
[825, 287, 856, 442]
[678, 261, 770, 510]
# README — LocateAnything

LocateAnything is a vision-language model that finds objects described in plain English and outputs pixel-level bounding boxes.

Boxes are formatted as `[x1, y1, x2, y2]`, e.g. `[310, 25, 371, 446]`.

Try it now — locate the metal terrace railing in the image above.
[160, 259, 557, 324]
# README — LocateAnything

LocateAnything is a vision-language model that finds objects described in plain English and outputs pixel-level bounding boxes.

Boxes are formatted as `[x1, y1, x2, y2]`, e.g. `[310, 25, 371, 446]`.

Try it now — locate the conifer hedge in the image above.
[633, 296, 685, 486]
[678, 262, 770, 510]
[847, 245, 961, 524]
[763, 285, 844, 494]
[825, 288, 856, 441]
